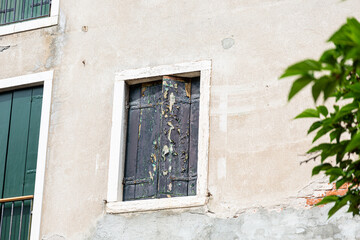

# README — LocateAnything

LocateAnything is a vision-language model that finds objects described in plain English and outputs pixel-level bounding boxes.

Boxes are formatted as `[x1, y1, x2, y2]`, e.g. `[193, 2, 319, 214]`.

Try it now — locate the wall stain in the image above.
[0, 45, 10, 52]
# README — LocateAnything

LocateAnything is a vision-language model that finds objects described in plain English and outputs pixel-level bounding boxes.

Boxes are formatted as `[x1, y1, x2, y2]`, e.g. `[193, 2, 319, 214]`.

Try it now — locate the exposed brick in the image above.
[304, 183, 348, 207]
[326, 189, 347, 196]
[306, 198, 322, 206]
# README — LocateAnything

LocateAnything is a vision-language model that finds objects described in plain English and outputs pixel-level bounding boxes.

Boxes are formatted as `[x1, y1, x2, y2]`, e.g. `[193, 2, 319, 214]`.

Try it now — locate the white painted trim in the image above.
[107, 196, 208, 213]
[0, 0, 60, 36]
[107, 81, 127, 202]
[107, 60, 211, 213]
[116, 60, 211, 81]
[0, 71, 53, 240]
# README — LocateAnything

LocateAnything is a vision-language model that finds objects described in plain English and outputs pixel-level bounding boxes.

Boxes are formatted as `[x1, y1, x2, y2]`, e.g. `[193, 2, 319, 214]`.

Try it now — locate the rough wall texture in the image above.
[92, 207, 360, 240]
[1, 0, 360, 239]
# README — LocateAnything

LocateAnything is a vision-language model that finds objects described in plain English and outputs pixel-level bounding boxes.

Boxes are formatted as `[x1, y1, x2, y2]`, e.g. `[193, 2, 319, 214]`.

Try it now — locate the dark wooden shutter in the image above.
[188, 77, 200, 196]
[123, 77, 200, 201]
[0, 86, 43, 240]
[123, 82, 162, 200]
[0, 0, 51, 25]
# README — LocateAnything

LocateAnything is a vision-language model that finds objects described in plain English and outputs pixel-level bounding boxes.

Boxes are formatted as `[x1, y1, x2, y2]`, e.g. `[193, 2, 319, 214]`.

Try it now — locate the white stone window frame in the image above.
[0, 0, 60, 36]
[107, 60, 211, 213]
[0, 71, 53, 240]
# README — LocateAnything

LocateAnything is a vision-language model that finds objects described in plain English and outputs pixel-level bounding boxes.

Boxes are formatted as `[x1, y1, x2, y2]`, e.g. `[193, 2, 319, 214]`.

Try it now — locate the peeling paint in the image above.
[169, 92, 175, 112]
[167, 121, 174, 142]
[185, 82, 191, 98]
[162, 145, 169, 160]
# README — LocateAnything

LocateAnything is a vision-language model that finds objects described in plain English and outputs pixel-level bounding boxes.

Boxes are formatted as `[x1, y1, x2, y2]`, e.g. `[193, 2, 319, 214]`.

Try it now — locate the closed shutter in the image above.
[0, 86, 43, 240]
[123, 77, 200, 201]
[0, 0, 51, 25]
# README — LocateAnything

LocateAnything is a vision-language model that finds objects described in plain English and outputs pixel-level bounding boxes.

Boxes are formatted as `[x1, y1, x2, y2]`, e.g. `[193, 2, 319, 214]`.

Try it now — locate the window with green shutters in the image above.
[123, 76, 200, 201]
[0, 0, 51, 26]
[0, 86, 43, 240]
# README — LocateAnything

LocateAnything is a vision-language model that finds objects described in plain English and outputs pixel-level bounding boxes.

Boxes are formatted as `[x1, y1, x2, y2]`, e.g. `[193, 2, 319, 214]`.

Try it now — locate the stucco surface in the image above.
[92, 206, 360, 240]
[1, 0, 360, 239]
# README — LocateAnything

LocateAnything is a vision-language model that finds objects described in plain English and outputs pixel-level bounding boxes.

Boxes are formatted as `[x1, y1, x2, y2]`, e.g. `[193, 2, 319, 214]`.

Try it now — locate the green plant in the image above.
[280, 18, 360, 218]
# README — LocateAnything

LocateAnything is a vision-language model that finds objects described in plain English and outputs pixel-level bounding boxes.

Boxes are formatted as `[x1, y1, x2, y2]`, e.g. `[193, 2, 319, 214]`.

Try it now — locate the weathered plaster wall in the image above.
[1, 0, 360, 239]
[92, 206, 360, 240]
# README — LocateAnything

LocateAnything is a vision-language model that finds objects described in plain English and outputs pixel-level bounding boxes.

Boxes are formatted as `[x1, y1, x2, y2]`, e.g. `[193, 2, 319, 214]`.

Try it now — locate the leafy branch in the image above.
[281, 18, 360, 218]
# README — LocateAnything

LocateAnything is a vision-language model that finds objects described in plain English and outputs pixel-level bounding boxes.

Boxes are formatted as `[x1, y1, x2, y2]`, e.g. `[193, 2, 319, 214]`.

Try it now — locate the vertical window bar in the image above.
[21, 0, 27, 20]
[17, 201, 24, 240]
[0, 203, 4, 237]
[40, 0, 43, 16]
[13, 0, 18, 22]
[31, 0, 35, 18]
[27, 199, 33, 238]
[8, 202, 14, 240]
[3, 0, 9, 24]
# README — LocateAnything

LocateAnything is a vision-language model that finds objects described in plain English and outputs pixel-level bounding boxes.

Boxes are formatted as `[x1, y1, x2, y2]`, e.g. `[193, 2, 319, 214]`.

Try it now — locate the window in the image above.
[107, 61, 211, 213]
[0, 86, 43, 239]
[0, 0, 59, 36]
[123, 76, 200, 201]
[0, 71, 52, 240]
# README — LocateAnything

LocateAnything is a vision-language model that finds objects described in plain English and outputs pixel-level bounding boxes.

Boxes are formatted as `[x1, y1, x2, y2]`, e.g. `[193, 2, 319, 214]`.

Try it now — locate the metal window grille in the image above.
[0, 195, 33, 240]
[0, 0, 51, 26]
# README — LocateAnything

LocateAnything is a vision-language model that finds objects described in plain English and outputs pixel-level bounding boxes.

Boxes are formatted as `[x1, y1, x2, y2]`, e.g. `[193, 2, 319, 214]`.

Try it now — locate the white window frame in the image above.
[0, 71, 53, 240]
[107, 60, 211, 213]
[0, 0, 60, 36]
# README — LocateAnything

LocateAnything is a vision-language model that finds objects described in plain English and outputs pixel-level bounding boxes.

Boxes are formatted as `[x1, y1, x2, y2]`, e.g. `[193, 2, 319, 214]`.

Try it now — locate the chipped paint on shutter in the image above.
[123, 77, 200, 201]
[158, 76, 191, 198]
[134, 82, 162, 199]
[123, 82, 162, 201]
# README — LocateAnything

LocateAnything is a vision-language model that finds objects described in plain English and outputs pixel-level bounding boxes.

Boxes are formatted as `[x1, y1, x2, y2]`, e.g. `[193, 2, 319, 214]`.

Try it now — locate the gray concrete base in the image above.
[91, 206, 360, 240]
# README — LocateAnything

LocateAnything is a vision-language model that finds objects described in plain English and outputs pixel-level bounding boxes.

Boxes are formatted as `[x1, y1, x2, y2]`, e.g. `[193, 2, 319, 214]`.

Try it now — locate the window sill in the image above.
[106, 195, 208, 214]
[0, 15, 58, 36]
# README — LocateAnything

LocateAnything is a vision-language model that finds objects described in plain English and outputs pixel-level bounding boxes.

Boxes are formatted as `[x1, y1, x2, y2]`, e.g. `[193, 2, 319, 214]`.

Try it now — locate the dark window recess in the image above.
[123, 76, 200, 201]
[0, 0, 51, 26]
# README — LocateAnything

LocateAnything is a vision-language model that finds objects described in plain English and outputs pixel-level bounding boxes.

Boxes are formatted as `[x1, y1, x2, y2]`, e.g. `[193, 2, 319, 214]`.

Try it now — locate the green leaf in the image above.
[325, 168, 345, 177]
[345, 46, 360, 60]
[316, 195, 338, 205]
[308, 121, 322, 134]
[347, 83, 360, 93]
[336, 178, 348, 189]
[345, 132, 360, 153]
[346, 18, 360, 45]
[333, 102, 358, 122]
[323, 80, 338, 100]
[319, 49, 339, 65]
[328, 196, 350, 218]
[312, 76, 330, 102]
[295, 108, 319, 119]
[329, 23, 355, 46]
[307, 143, 331, 154]
[317, 106, 328, 117]
[330, 128, 344, 142]
[280, 59, 321, 78]
[288, 75, 314, 101]
[312, 163, 332, 176]
[312, 126, 332, 143]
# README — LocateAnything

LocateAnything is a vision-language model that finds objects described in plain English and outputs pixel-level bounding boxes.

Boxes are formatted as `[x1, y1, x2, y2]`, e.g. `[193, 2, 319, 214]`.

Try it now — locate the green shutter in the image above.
[0, 86, 43, 240]
[0, 0, 51, 25]
[0, 92, 12, 198]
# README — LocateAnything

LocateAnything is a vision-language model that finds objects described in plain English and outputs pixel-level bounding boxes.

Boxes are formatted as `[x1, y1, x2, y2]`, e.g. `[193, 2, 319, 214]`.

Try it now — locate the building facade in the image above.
[0, 0, 360, 239]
